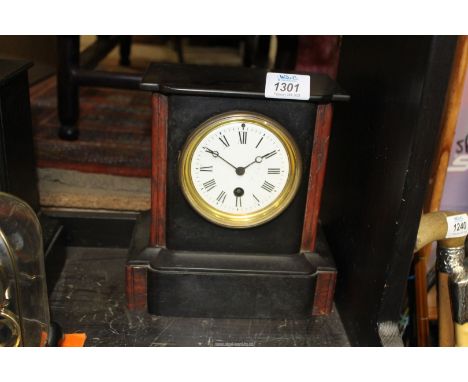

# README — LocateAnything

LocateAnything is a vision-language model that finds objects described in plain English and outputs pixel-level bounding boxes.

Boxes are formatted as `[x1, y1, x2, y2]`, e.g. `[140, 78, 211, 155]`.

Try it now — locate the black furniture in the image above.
[56, 36, 276, 141]
[57, 36, 141, 140]
[0, 58, 64, 277]
[0, 59, 39, 210]
[320, 36, 458, 346]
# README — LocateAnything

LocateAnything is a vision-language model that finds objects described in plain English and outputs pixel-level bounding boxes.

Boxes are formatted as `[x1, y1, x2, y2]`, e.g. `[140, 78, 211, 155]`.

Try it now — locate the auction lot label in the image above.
[265, 72, 310, 101]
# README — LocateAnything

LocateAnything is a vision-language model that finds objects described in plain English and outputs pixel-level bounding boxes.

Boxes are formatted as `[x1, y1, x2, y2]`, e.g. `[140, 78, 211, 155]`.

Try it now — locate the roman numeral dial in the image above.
[181, 112, 301, 228]
[219, 135, 230, 147]
[239, 130, 247, 144]
[261, 181, 275, 193]
[216, 191, 227, 204]
[199, 166, 213, 172]
[202, 179, 216, 191]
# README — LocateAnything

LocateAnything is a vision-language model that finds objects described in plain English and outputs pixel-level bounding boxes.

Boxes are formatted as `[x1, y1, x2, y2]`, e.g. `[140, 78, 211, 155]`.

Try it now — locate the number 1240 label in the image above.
[446, 214, 468, 238]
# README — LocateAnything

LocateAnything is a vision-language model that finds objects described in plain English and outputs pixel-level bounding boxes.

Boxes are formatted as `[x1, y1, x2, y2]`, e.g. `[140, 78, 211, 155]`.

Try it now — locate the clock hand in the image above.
[203, 147, 238, 171]
[261, 150, 278, 159]
[242, 150, 279, 170]
[242, 159, 259, 170]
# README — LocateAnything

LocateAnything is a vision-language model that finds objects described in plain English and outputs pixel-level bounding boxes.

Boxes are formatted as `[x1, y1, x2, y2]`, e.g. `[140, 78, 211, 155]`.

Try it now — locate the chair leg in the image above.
[274, 36, 299, 71]
[57, 36, 80, 140]
[243, 36, 271, 69]
[120, 36, 132, 66]
[174, 37, 184, 64]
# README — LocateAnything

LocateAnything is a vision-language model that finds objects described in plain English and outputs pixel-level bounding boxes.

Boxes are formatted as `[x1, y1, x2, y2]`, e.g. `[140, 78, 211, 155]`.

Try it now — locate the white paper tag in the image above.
[446, 214, 468, 238]
[264, 72, 310, 100]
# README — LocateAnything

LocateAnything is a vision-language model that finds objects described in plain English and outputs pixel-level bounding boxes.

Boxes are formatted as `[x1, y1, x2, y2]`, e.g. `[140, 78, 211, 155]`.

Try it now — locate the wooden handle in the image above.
[438, 272, 455, 346]
[414, 211, 467, 252]
[454, 322, 468, 347]
[414, 253, 430, 346]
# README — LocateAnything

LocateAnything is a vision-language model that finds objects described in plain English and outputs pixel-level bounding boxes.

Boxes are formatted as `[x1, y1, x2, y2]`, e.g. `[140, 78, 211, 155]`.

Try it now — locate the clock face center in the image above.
[235, 167, 245, 176]
[191, 120, 289, 215]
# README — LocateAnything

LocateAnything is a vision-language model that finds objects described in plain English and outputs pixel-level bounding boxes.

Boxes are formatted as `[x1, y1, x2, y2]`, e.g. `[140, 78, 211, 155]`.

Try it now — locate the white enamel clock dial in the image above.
[179, 111, 302, 228]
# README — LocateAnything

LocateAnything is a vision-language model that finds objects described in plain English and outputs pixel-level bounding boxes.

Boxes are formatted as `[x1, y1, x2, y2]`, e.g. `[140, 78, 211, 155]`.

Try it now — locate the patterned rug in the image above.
[31, 76, 152, 178]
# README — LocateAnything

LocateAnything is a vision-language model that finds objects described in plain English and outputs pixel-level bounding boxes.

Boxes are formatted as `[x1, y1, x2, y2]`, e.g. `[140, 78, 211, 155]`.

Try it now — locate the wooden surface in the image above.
[455, 322, 468, 347]
[312, 271, 337, 315]
[125, 265, 148, 311]
[301, 104, 333, 252]
[150, 94, 168, 247]
[423, 36, 468, 213]
[38, 168, 150, 211]
[415, 36, 468, 346]
[438, 272, 455, 346]
[428, 284, 438, 321]
[48, 247, 350, 346]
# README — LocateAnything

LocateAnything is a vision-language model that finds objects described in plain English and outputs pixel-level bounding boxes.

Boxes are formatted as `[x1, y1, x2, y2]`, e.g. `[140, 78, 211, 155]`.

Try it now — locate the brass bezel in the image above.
[179, 111, 302, 229]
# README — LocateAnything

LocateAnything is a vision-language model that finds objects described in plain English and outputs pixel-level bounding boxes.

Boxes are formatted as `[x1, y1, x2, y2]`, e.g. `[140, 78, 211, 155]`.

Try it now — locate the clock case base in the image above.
[126, 212, 337, 319]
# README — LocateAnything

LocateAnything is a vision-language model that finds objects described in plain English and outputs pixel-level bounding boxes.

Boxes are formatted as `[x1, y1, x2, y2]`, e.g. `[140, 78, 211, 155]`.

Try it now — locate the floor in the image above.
[48, 246, 350, 347]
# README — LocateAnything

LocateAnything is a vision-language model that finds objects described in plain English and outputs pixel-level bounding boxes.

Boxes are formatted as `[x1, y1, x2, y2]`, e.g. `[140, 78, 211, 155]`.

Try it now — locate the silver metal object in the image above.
[449, 262, 468, 324]
[437, 246, 465, 275]
[436, 245, 468, 325]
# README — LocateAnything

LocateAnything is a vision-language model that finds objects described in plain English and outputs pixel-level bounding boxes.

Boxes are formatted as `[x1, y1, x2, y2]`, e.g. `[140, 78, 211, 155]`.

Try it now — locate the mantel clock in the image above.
[126, 63, 349, 318]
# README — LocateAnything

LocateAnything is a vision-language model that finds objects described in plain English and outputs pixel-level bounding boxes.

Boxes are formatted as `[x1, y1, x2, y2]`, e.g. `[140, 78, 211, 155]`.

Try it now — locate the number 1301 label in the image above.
[446, 214, 468, 238]
[265, 72, 310, 101]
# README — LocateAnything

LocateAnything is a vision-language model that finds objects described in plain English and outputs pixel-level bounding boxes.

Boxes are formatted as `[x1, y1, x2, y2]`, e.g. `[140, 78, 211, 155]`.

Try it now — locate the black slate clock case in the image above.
[168, 95, 314, 254]
[126, 63, 349, 318]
